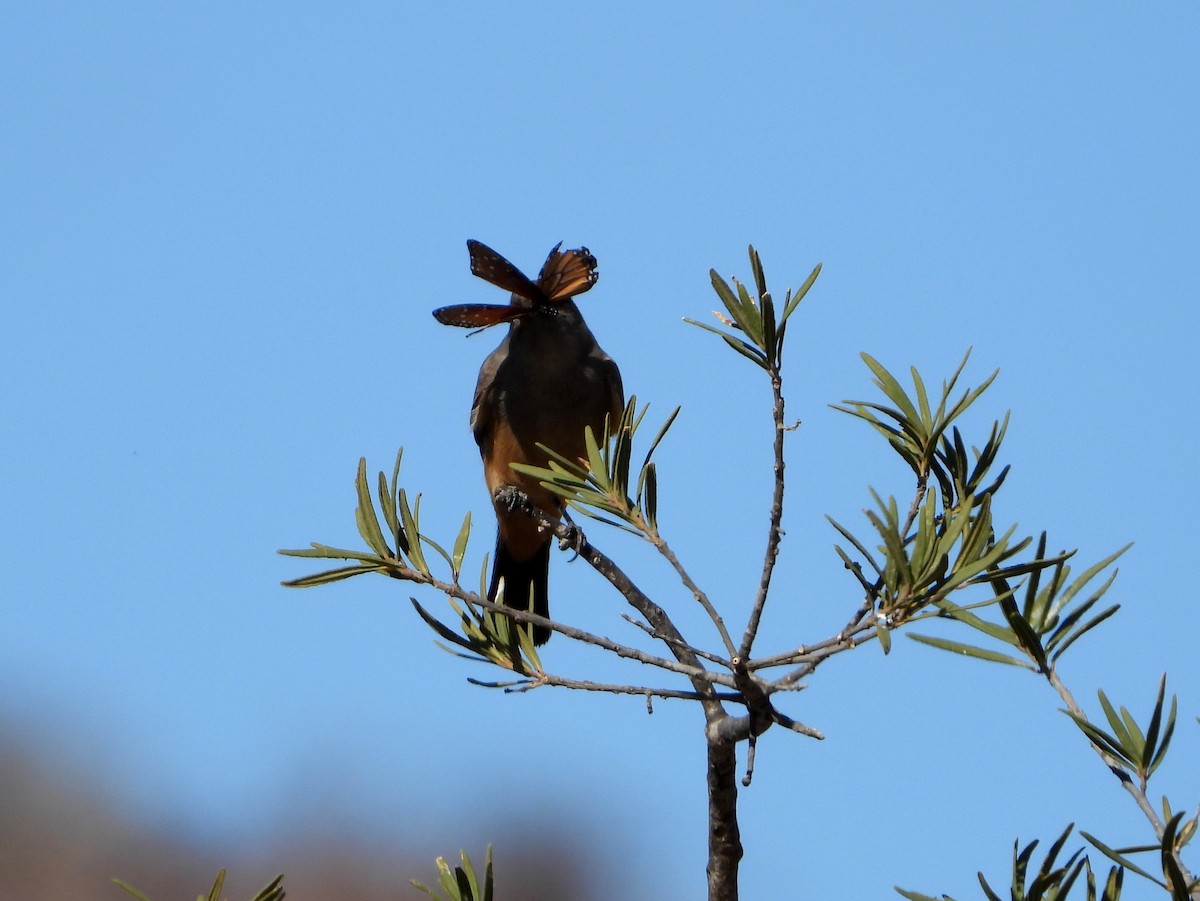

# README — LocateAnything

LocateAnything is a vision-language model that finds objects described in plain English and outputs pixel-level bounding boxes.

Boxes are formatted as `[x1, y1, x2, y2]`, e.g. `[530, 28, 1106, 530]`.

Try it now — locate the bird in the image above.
[433, 240, 624, 644]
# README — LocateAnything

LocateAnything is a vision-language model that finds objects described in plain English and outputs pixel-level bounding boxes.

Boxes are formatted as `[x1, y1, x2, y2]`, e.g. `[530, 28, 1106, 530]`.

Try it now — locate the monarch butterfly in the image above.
[432, 240, 599, 330]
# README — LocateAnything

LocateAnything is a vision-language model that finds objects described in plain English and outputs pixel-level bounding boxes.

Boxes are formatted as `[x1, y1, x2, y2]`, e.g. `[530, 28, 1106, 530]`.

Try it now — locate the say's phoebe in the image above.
[433, 240, 624, 644]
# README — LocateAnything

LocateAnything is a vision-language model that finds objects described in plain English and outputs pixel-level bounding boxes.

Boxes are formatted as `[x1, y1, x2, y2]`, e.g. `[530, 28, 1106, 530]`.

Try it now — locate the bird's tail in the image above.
[488, 536, 551, 645]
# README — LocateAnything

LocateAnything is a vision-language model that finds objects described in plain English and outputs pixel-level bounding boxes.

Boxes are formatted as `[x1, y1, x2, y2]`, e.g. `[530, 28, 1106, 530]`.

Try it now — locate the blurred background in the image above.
[3, 4, 1198, 899]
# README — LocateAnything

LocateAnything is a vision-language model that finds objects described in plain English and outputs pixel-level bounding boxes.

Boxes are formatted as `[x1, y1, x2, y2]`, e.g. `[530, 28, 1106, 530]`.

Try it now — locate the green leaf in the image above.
[1052, 543, 1132, 617]
[1119, 707, 1145, 759]
[1148, 692, 1177, 779]
[390, 449, 409, 553]
[1032, 823, 1080, 893]
[354, 457, 392, 558]
[451, 512, 472, 577]
[782, 262, 821, 322]
[412, 598, 477, 651]
[248, 878, 285, 901]
[1142, 674, 1168, 776]
[1012, 836, 1036, 896]
[204, 870, 226, 901]
[721, 331, 769, 367]
[378, 469, 401, 552]
[761, 289, 778, 365]
[1099, 864, 1124, 901]
[1097, 689, 1135, 752]
[641, 406, 681, 471]
[112, 880, 156, 901]
[876, 621, 892, 654]
[583, 425, 606, 485]
[827, 515, 883, 577]
[399, 488, 429, 575]
[733, 278, 765, 346]
[684, 316, 769, 367]
[907, 633, 1033, 668]
[748, 244, 767, 297]
[278, 543, 386, 562]
[1048, 604, 1120, 662]
[282, 564, 389, 587]
[998, 591, 1047, 670]
[976, 871, 1003, 901]
[1161, 814, 1192, 900]
[1061, 710, 1136, 768]
[708, 268, 741, 319]
[911, 366, 933, 429]
[642, 462, 658, 531]
[250, 875, 286, 901]
[860, 353, 921, 428]
[1080, 831, 1162, 887]
[933, 598, 1021, 646]
[421, 534, 457, 572]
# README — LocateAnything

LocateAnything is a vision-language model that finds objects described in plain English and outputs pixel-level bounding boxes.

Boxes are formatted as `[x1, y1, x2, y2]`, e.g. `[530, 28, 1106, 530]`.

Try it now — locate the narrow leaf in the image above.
[1080, 831, 1164, 887]
[282, 564, 388, 587]
[399, 488, 429, 574]
[355, 458, 392, 558]
[908, 634, 1033, 668]
[1049, 604, 1120, 662]
[451, 512, 472, 576]
[861, 353, 921, 426]
[782, 262, 822, 322]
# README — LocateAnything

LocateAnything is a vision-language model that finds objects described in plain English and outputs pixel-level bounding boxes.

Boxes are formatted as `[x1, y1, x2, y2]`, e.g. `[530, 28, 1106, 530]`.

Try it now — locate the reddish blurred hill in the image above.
[0, 724, 604, 901]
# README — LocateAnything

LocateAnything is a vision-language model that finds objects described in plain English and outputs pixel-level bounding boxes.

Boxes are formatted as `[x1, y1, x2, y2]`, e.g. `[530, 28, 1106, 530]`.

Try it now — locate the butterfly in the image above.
[432, 240, 599, 330]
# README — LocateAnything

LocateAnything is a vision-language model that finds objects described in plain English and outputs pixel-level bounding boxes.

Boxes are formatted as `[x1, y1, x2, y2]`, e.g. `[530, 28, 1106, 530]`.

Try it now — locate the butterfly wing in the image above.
[467, 240, 543, 302]
[537, 242, 599, 303]
[432, 303, 528, 330]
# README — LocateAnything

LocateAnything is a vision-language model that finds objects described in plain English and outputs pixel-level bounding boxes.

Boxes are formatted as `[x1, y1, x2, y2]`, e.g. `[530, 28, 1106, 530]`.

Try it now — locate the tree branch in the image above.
[411, 565, 736, 688]
[738, 367, 787, 659]
[649, 534, 738, 658]
[483, 673, 745, 704]
[496, 486, 729, 721]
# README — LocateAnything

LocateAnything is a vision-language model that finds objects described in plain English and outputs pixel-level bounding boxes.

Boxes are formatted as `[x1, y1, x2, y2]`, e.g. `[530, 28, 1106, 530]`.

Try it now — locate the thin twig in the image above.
[528, 673, 745, 704]
[409, 564, 734, 686]
[622, 614, 734, 668]
[767, 616, 881, 690]
[1048, 670, 1164, 830]
[496, 486, 729, 722]
[651, 534, 738, 658]
[738, 367, 787, 659]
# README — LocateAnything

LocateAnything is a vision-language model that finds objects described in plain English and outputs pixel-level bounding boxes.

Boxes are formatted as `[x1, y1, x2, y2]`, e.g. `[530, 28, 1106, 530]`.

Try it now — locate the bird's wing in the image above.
[470, 341, 507, 452]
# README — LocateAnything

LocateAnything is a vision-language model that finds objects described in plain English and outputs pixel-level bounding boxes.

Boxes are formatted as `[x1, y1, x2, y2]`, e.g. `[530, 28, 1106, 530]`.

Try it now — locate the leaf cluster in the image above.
[412, 588, 542, 675]
[684, 245, 820, 372]
[897, 824, 1123, 901]
[1066, 676, 1180, 792]
[114, 870, 285, 901]
[828, 352, 1054, 641]
[510, 396, 679, 537]
[412, 847, 493, 901]
[280, 453, 549, 670]
[1084, 809, 1200, 899]
[279, 452, 441, 586]
[910, 534, 1127, 672]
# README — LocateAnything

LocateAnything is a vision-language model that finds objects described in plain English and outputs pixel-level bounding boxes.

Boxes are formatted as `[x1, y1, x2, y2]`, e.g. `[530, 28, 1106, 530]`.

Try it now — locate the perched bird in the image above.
[433, 240, 624, 644]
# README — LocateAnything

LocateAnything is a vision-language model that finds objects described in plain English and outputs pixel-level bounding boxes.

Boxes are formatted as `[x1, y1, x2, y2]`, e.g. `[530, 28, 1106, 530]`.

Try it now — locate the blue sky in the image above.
[3, 4, 1198, 899]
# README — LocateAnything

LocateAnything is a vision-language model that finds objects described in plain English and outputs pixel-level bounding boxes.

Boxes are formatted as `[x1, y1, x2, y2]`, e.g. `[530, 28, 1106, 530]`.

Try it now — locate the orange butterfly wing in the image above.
[536, 242, 599, 302]
[467, 240, 543, 301]
[432, 303, 526, 329]
[435, 240, 600, 330]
